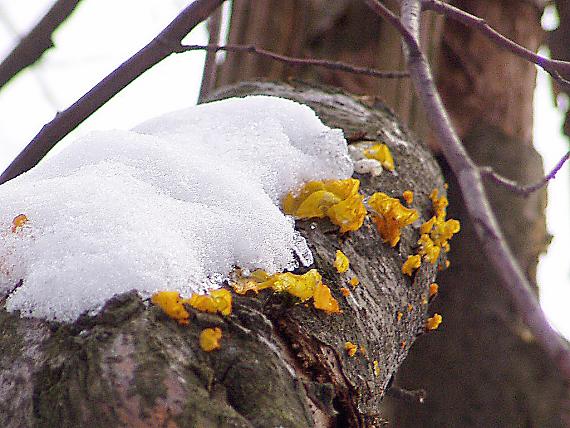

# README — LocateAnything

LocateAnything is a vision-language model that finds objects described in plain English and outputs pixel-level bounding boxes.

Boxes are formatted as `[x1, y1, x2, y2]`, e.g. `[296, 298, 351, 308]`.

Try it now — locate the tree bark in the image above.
[0, 82, 445, 427]
[549, 0, 570, 136]
[214, 0, 570, 426]
[214, 0, 444, 143]
[385, 1, 570, 426]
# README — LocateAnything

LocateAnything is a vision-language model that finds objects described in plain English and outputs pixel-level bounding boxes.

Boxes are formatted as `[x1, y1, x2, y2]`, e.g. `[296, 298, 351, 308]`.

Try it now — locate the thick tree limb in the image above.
[0, 82, 444, 427]
[0, 0, 83, 92]
[422, 0, 570, 90]
[364, 0, 570, 379]
[482, 151, 570, 196]
[176, 43, 410, 80]
[0, 0, 226, 185]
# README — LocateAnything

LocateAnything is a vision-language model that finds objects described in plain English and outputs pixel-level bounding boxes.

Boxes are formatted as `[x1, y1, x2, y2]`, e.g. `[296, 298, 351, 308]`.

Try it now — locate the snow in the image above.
[348, 144, 383, 177]
[0, 96, 353, 321]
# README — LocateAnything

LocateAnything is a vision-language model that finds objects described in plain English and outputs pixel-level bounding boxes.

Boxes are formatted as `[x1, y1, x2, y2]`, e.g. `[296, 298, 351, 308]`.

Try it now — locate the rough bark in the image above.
[214, 1, 570, 426]
[0, 82, 445, 427]
[549, 0, 570, 136]
[385, 1, 570, 426]
[214, 0, 444, 143]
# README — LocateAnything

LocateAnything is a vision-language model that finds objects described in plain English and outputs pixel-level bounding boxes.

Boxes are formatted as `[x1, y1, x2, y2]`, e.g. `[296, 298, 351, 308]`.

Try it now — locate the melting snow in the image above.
[0, 96, 352, 321]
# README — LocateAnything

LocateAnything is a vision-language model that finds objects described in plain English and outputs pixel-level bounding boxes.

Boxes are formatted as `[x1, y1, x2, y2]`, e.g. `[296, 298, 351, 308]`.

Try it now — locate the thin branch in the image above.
[198, 9, 222, 103]
[386, 386, 426, 404]
[0, 0, 83, 91]
[482, 151, 570, 196]
[364, 0, 570, 379]
[175, 43, 410, 80]
[0, 0, 226, 185]
[422, 0, 570, 91]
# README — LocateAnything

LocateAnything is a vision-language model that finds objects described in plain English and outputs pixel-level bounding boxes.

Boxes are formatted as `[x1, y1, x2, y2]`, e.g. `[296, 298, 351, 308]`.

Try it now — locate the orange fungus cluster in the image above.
[233, 269, 341, 314]
[200, 327, 222, 352]
[426, 313, 443, 330]
[363, 143, 395, 171]
[282, 178, 366, 233]
[11, 214, 28, 233]
[367, 192, 419, 247]
[334, 250, 350, 273]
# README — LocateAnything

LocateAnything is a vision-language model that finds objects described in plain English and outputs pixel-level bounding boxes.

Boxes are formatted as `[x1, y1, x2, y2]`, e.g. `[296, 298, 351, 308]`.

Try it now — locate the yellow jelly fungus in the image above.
[431, 219, 461, 247]
[429, 189, 448, 218]
[417, 234, 441, 264]
[186, 289, 232, 316]
[397, 311, 403, 321]
[151, 291, 190, 325]
[368, 192, 419, 247]
[429, 283, 439, 298]
[283, 179, 359, 214]
[340, 287, 351, 297]
[283, 179, 366, 234]
[445, 260, 451, 268]
[402, 190, 414, 206]
[11, 214, 28, 233]
[373, 360, 380, 377]
[295, 190, 341, 218]
[199, 327, 222, 352]
[360, 345, 367, 355]
[272, 271, 320, 301]
[326, 194, 367, 234]
[349, 277, 360, 287]
[313, 282, 341, 314]
[231, 269, 274, 295]
[363, 143, 395, 171]
[419, 190, 460, 261]
[422, 297, 428, 305]
[402, 255, 421, 276]
[426, 313, 443, 330]
[420, 216, 437, 235]
[334, 250, 350, 273]
[233, 269, 341, 314]
[345, 341, 358, 357]
[407, 303, 413, 312]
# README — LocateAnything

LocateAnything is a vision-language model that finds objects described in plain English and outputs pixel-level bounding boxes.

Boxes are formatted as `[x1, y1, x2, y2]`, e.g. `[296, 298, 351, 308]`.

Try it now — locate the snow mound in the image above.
[0, 96, 353, 321]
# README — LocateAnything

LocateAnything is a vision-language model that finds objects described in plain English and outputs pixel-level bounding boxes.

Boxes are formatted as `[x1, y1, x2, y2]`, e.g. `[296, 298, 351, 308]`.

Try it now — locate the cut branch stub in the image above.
[0, 82, 446, 427]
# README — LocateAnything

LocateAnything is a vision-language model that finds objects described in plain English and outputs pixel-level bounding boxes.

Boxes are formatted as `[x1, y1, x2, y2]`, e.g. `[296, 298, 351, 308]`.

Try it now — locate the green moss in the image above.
[0, 309, 24, 364]
[130, 332, 168, 412]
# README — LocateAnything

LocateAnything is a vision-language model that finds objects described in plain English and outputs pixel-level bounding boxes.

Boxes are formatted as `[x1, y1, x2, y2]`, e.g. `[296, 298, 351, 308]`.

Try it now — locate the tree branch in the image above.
[364, 0, 570, 379]
[481, 151, 570, 196]
[386, 386, 426, 404]
[422, 0, 570, 90]
[0, 0, 226, 185]
[0, 0, 83, 92]
[176, 43, 410, 80]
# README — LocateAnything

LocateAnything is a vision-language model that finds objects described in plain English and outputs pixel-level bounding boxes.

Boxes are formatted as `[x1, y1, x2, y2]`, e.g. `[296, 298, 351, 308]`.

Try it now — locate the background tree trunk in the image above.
[215, 0, 444, 143]
[213, 0, 570, 425]
[0, 82, 444, 427]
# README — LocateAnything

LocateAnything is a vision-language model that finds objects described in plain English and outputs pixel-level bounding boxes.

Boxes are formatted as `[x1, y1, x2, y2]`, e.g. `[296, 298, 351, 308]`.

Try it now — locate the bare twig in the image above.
[481, 151, 570, 196]
[0, 0, 83, 91]
[0, 0, 226, 185]
[364, 0, 570, 379]
[198, 9, 222, 103]
[175, 43, 410, 80]
[422, 0, 570, 90]
[0, 280, 23, 307]
[386, 386, 426, 404]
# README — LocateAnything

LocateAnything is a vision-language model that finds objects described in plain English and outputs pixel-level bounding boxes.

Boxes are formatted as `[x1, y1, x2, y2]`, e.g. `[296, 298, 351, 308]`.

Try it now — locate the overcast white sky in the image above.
[1, 1, 569, 335]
